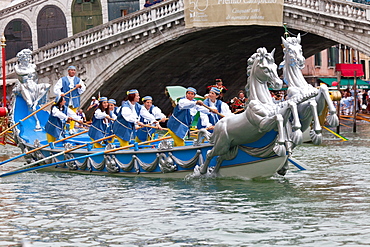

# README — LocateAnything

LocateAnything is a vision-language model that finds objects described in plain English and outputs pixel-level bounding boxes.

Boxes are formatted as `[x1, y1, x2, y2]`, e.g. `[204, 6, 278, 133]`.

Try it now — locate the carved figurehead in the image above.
[13, 49, 51, 130]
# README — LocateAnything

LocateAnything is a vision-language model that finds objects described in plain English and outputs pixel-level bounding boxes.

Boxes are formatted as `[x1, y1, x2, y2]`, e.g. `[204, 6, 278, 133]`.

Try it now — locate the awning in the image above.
[319, 78, 370, 89]
[335, 64, 364, 77]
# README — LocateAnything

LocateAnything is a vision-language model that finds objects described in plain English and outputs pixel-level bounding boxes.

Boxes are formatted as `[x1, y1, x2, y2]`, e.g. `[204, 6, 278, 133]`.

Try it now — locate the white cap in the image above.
[92, 96, 96, 99]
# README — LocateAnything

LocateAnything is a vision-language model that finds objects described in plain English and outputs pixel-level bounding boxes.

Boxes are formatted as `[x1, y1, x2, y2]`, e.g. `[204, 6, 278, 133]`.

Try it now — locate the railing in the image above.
[285, 0, 369, 21]
[3, 0, 184, 75]
[2, 0, 370, 76]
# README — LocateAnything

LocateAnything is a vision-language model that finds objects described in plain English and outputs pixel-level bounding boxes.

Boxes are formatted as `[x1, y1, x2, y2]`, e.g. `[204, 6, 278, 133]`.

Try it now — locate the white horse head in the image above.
[246, 47, 283, 101]
[282, 33, 305, 70]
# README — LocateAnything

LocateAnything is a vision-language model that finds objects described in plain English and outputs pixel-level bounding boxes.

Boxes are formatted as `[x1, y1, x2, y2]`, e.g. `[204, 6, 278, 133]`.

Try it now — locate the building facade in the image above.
[0, 0, 144, 60]
[302, 45, 370, 86]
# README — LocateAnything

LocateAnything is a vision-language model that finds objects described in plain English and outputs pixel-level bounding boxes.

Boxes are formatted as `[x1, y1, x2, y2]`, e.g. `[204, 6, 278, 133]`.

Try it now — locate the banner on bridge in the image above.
[184, 0, 283, 28]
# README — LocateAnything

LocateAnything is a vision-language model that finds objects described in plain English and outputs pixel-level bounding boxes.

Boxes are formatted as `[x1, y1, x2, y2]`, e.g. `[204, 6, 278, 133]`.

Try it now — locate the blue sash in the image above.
[136, 105, 155, 141]
[88, 110, 109, 141]
[45, 105, 68, 139]
[61, 76, 81, 108]
[112, 101, 141, 141]
[167, 98, 194, 139]
[197, 98, 222, 131]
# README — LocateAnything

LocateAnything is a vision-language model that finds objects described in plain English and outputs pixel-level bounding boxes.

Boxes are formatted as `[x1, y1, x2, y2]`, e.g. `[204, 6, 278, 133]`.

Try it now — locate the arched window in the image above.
[4, 19, 32, 60]
[37, 5, 68, 48]
[72, 0, 103, 34]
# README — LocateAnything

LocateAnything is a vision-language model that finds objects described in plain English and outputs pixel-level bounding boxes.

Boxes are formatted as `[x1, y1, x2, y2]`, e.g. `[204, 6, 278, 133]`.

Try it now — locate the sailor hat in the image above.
[210, 87, 221, 95]
[99, 97, 108, 102]
[142, 96, 152, 101]
[68, 65, 76, 70]
[127, 89, 139, 95]
[108, 99, 116, 104]
[54, 95, 62, 104]
[186, 87, 197, 94]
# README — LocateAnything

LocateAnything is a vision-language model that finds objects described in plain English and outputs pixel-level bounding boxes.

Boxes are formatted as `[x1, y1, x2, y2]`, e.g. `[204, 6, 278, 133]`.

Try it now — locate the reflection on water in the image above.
[1, 124, 370, 246]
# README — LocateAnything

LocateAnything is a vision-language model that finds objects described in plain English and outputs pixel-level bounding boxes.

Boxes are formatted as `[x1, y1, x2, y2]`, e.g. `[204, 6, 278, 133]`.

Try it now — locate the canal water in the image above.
[1, 123, 370, 246]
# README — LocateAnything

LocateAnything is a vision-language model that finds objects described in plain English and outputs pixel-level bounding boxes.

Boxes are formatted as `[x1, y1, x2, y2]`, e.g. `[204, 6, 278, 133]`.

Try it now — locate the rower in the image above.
[198, 87, 233, 131]
[136, 96, 165, 142]
[106, 98, 118, 143]
[112, 89, 157, 147]
[88, 97, 117, 148]
[54, 65, 86, 135]
[167, 87, 211, 147]
[45, 96, 82, 143]
[108, 98, 119, 116]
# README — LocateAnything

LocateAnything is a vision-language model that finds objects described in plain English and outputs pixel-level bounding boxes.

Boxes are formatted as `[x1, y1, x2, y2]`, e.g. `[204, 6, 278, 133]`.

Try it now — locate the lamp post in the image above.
[1, 34, 6, 108]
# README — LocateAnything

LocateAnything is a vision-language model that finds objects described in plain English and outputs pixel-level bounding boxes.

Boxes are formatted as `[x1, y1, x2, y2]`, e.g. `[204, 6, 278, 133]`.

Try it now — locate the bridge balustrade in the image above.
[285, 0, 368, 20]
[1, 0, 370, 77]
[2, 0, 184, 76]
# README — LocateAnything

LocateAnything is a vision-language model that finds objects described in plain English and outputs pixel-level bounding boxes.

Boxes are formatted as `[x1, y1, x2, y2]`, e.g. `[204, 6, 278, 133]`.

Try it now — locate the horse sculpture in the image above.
[196, 47, 314, 177]
[281, 34, 339, 145]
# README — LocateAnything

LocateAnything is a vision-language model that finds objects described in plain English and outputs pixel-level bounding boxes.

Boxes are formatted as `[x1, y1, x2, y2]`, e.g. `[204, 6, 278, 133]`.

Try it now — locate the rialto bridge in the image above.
[2, 0, 370, 114]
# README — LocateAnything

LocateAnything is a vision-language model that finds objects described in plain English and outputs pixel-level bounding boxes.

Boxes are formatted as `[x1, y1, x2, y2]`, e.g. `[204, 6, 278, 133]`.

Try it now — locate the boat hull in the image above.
[24, 142, 287, 179]
[41, 155, 287, 179]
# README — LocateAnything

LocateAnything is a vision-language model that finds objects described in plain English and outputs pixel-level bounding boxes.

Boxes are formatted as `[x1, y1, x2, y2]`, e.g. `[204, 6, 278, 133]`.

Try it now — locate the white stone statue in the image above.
[281, 34, 339, 145]
[196, 48, 315, 177]
[13, 49, 50, 130]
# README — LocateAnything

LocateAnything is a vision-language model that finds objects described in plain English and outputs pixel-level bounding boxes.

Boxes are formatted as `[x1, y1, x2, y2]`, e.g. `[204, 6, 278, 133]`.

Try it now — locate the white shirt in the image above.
[51, 107, 81, 121]
[178, 98, 210, 116]
[90, 99, 99, 106]
[199, 99, 233, 127]
[54, 76, 86, 107]
[120, 102, 156, 125]
[94, 109, 117, 126]
[151, 106, 166, 120]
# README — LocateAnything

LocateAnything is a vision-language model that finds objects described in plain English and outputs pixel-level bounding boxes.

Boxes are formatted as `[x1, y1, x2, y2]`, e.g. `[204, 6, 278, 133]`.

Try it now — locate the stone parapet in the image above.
[3, 0, 184, 78]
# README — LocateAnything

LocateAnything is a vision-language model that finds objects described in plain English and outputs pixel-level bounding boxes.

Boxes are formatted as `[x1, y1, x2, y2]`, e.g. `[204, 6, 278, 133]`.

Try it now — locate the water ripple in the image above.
[1, 124, 370, 246]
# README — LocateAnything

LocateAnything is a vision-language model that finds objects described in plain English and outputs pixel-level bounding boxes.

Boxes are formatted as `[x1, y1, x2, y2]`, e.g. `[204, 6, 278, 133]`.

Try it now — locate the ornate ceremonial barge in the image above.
[6, 37, 339, 179]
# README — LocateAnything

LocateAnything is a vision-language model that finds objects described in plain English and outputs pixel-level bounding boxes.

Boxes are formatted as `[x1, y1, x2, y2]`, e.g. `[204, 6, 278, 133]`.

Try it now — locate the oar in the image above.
[198, 102, 225, 118]
[355, 115, 370, 123]
[0, 136, 173, 178]
[138, 124, 169, 131]
[340, 122, 351, 128]
[322, 126, 348, 141]
[0, 129, 89, 166]
[234, 108, 245, 114]
[288, 157, 308, 170]
[0, 87, 79, 137]
[6, 134, 116, 174]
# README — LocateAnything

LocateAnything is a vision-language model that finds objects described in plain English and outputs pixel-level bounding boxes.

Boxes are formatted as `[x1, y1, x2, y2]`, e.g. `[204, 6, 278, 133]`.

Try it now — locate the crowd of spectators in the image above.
[337, 89, 370, 115]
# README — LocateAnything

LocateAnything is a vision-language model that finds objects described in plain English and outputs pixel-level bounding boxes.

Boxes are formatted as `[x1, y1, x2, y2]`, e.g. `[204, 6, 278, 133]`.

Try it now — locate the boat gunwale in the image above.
[23, 142, 215, 155]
